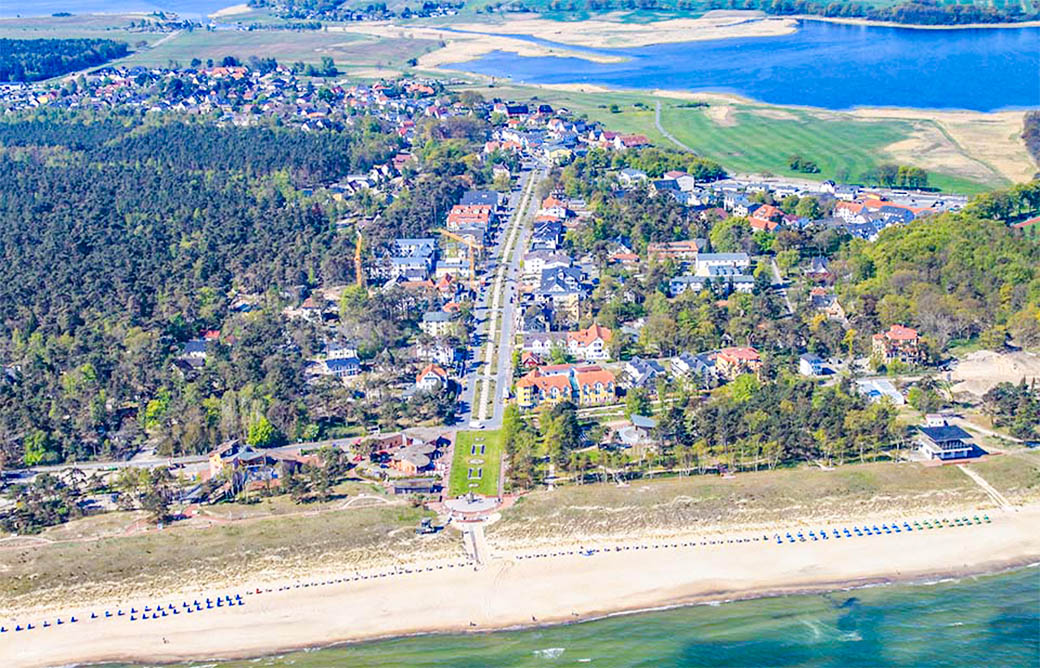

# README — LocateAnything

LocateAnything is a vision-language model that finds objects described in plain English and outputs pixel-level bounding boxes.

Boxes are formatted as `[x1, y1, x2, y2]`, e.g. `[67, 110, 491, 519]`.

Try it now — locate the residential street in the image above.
[459, 161, 545, 429]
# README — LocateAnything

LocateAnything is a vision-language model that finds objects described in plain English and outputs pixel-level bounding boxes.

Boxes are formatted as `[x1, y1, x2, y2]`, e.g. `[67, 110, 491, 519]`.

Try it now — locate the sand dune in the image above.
[3, 505, 1038, 667]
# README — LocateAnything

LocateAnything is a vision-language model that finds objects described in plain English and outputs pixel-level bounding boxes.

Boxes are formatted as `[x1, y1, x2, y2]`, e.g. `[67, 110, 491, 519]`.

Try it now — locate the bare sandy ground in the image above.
[800, 15, 1040, 31]
[443, 11, 797, 49]
[325, 23, 627, 68]
[850, 108, 1035, 185]
[210, 3, 250, 18]
[3, 505, 1038, 667]
[332, 11, 793, 69]
[952, 350, 1040, 396]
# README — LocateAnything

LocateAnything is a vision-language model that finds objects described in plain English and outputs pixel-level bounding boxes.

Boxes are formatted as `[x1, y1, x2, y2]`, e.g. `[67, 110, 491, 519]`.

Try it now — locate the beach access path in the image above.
[5, 504, 1038, 667]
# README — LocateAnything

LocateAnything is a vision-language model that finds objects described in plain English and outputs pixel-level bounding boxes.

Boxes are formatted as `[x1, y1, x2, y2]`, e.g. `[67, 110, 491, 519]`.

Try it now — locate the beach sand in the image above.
[799, 15, 1040, 31]
[442, 11, 797, 49]
[210, 4, 251, 19]
[3, 505, 1038, 667]
[325, 23, 627, 69]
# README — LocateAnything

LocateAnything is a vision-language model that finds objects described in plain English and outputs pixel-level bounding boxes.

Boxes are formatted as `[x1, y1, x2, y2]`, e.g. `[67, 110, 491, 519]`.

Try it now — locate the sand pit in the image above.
[852, 108, 1034, 184]
[883, 121, 1002, 185]
[951, 350, 1040, 396]
[705, 105, 737, 127]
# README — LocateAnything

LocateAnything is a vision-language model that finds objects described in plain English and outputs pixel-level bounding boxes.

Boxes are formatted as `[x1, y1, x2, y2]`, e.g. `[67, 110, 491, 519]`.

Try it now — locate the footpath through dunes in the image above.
[2, 453, 1039, 666]
[2, 504, 1038, 667]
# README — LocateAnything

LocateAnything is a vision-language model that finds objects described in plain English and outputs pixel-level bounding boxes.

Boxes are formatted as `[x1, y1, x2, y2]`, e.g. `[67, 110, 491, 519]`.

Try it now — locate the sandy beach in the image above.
[441, 11, 797, 49]
[799, 15, 1040, 31]
[210, 3, 251, 19]
[3, 504, 1038, 667]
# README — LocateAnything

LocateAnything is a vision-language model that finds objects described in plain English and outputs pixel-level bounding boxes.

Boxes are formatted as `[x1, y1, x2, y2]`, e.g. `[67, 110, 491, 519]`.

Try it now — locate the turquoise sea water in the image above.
[451, 20, 1040, 111]
[126, 566, 1039, 668]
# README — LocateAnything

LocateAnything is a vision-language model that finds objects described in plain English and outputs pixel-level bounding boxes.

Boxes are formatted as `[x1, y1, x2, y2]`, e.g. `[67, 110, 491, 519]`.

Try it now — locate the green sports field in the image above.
[448, 429, 504, 497]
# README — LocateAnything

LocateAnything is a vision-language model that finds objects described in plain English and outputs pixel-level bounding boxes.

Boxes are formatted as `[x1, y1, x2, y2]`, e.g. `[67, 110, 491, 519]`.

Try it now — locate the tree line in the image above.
[0, 38, 129, 83]
[501, 374, 900, 490]
[0, 111, 402, 467]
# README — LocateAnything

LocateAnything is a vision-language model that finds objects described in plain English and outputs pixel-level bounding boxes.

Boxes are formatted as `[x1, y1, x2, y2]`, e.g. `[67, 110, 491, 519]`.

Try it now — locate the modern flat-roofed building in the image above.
[917, 424, 974, 461]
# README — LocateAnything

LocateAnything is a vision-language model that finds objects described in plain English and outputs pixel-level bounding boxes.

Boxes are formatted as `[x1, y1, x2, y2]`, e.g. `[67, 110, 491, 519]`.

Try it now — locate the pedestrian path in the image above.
[958, 465, 1015, 512]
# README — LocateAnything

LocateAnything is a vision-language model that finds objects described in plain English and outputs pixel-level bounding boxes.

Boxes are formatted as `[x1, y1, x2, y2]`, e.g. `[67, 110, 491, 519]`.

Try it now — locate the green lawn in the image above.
[657, 104, 997, 194]
[448, 429, 504, 497]
[458, 84, 1007, 194]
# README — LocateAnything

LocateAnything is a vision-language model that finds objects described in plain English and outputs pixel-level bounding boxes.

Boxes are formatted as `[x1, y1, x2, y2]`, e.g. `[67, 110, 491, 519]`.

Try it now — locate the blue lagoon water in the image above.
[450, 20, 1040, 111]
[130, 566, 1039, 667]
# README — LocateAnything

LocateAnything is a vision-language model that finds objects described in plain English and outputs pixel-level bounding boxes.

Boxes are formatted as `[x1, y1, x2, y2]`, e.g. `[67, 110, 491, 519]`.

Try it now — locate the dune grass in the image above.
[488, 452, 1040, 546]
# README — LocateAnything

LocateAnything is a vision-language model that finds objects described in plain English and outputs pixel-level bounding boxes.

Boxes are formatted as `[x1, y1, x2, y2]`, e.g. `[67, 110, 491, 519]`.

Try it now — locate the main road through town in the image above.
[458, 162, 544, 429]
[12, 165, 546, 482]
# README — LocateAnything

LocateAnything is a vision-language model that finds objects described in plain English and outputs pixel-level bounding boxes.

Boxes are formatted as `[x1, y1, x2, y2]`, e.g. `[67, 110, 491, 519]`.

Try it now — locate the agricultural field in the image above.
[448, 429, 504, 497]
[0, 14, 170, 49]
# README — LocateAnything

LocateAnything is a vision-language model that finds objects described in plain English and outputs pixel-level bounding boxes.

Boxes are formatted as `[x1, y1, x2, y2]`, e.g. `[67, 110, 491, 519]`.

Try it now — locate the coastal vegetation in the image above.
[1023, 111, 1040, 169]
[5, 450, 1037, 612]
[836, 183, 1040, 349]
[982, 381, 1040, 441]
[503, 375, 900, 489]
[0, 38, 129, 82]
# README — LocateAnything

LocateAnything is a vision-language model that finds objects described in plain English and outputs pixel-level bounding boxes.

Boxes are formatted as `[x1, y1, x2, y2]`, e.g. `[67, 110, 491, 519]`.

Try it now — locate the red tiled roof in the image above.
[568, 323, 613, 346]
[575, 368, 615, 387]
[718, 346, 761, 363]
[416, 363, 448, 384]
[877, 324, 918, 341]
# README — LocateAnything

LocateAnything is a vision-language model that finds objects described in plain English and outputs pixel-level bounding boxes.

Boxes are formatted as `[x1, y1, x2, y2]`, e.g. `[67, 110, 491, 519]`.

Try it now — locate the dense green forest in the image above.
[0, 111, 407, 467]
[837, 182, 1040, 351]
[0, 39, 129, 83]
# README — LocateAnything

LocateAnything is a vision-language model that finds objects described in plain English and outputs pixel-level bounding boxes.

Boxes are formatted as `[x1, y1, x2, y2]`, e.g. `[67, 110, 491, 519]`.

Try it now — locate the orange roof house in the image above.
[416, 363, 449, 391]
[749, 204, 783, 231]
[872, 324, 922, 364]
[716, 346, 763, 380]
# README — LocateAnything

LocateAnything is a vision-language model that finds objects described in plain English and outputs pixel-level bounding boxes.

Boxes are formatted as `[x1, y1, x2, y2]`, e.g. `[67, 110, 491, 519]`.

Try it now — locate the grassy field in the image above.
[463, 83, 1010, 194]
[448, 429, 504, 497]
[487, 451, 1040, 547]
[0, 14, 440, 71]
[0, 14, 170, 48]
[122, 30, 439, 69]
